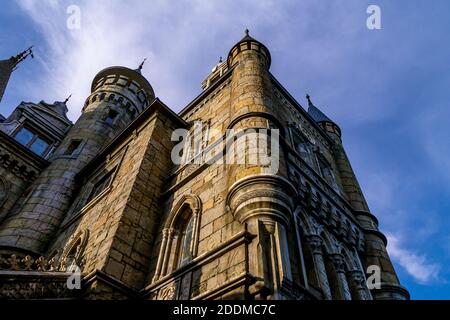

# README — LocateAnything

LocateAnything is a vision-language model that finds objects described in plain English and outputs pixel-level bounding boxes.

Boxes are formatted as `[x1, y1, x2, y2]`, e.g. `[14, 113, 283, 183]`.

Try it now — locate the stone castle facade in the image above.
[0, 32, 409, 300]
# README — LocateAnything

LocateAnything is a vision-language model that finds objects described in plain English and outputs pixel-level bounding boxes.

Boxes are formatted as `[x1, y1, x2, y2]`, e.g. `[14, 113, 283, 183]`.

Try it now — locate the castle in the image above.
[0, 31, 409, 300]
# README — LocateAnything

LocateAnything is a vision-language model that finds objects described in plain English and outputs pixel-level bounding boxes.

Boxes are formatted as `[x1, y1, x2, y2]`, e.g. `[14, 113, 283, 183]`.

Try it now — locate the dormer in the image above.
[201, 58, 228, 90]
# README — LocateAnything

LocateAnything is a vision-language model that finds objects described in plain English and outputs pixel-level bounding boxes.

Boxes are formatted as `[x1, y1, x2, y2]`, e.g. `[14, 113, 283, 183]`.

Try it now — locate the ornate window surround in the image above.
[152, 194, 202, 282]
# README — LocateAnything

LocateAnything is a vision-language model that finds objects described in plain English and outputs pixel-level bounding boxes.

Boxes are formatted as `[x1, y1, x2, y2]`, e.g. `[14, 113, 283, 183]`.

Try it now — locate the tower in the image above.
[307, 95, 409, 300]
[226, 30, 295, 299]
[0, 64, 155, 255]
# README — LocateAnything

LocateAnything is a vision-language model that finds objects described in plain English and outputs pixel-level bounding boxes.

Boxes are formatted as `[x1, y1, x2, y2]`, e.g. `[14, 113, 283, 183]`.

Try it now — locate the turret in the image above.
[307, 95, 409, 300]
[0, 63, 155, 256]
[226, 31, 295, 299]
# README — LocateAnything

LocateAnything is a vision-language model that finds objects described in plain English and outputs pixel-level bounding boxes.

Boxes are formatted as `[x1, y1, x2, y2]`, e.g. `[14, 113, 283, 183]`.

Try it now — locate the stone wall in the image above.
[47, 103, 182, 294]
[0, 131, 48, 226]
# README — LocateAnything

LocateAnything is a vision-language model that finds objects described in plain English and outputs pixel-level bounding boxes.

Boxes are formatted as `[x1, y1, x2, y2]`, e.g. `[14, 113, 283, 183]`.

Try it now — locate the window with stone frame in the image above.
[85, 169, 114, 204]
[182, 120, 210, 165]
[64, 139, 82, 156]
[316, 154, 340, 192]
[104, 107, 119, 125]
[13, 126, 52, 157]
[176, 212, 195, 268]
[291, 129, 313, 166]
[152, 195, 202, 282]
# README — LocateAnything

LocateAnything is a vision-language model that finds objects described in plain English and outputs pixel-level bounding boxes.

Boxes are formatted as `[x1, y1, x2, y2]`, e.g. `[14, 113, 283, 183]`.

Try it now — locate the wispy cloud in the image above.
[15, 0, 304, 120]
[9, 0, 450, 298]
[386, 234, 441, 284]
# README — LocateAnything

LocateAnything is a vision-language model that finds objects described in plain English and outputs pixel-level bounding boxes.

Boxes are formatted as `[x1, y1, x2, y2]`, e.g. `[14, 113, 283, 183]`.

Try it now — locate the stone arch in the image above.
[341, 245, 358, 271]
[164, 194, 202, 230]
[320, 230, 340, 255]
[60, 229, 89, 270]
[153, 194, 202, 282]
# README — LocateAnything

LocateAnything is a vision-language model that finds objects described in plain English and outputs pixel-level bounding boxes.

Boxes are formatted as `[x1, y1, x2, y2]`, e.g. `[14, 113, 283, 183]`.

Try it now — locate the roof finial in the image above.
[138, 58, 147, 71]
[245, 28, 250, 36]
[306, 94, 314, 107]
[12, 46, 34, 70]
[219, 56, 223, 63]
[64, 93, 72, 104]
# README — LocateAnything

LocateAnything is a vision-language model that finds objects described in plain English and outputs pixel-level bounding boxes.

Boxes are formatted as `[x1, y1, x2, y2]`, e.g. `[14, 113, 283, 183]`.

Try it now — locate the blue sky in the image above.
[1, 0, 449, 299]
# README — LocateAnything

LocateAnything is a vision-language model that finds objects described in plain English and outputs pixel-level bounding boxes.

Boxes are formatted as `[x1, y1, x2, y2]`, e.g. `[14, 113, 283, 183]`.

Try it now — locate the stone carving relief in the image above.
[158, 283, 177, 300]
[0, 152, 37, 182]
[60, 229, 89, 271]
[0, 177, 8, 208]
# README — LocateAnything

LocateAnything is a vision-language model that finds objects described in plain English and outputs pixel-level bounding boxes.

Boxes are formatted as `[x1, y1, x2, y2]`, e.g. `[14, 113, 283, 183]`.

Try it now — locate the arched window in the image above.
[177, 212, 194, 268]
[152, 194, 202, 282]
[292, 131, 313, 166]
[316, 154, 341, 193]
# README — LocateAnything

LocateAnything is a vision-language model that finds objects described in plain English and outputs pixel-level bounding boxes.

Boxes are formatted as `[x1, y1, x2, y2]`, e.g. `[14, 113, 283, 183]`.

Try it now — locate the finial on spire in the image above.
[64, 94, 72, 104]
[12, 46, 34, 70]
[306, 94, 314, 107]
[138, 58, 147, 71]
[245, 28, 250, 36]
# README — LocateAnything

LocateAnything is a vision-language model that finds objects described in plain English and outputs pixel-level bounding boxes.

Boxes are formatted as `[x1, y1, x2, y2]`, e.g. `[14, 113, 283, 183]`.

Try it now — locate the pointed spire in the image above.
[306, 94, 334, 123]
[136, 58, 147, 73]
[64, 93, 72, 104]
[12, 46, 34, 70]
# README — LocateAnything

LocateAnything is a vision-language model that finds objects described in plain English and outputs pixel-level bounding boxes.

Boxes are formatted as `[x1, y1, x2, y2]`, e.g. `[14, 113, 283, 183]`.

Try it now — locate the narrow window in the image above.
[64, 140, 82, 156]
[318, 157, 340, 192]
[294, 135, 312, 165]
[104, 108, 119, 125]
[86, 170, 113, 204]
[178, 214, 194, 267]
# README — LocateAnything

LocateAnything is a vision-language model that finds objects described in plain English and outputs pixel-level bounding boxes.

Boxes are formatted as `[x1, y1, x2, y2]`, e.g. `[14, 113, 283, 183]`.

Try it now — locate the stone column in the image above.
[328, 253, 352, 300]
[190, 209, 200, 257]
[160, 228, 176, 277]
[347, 270, 372, 300]
[153, 228, 171, 282]
[305, 234, 332, 300]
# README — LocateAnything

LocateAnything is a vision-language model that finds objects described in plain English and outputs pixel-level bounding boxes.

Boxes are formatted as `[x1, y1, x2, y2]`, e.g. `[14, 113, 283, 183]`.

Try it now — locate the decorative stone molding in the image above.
[347, 270, 372, 300]
[0, 176, 9, 208]
[304, 234, 332, 300]
[0, 271, 78, 299]
[0, 253, 77, 272]
[60, 229, 89, 270]
[328, 253, 352, 300]
[153, 194, 202, 282]
[0, 151, 38, 182]
[226, 174, 296, 225]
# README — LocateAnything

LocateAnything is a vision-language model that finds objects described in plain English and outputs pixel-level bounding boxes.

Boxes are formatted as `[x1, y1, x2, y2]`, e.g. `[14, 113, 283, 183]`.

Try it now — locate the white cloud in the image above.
[386, 234, 441, 284]
[15, 0, 301, 121]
